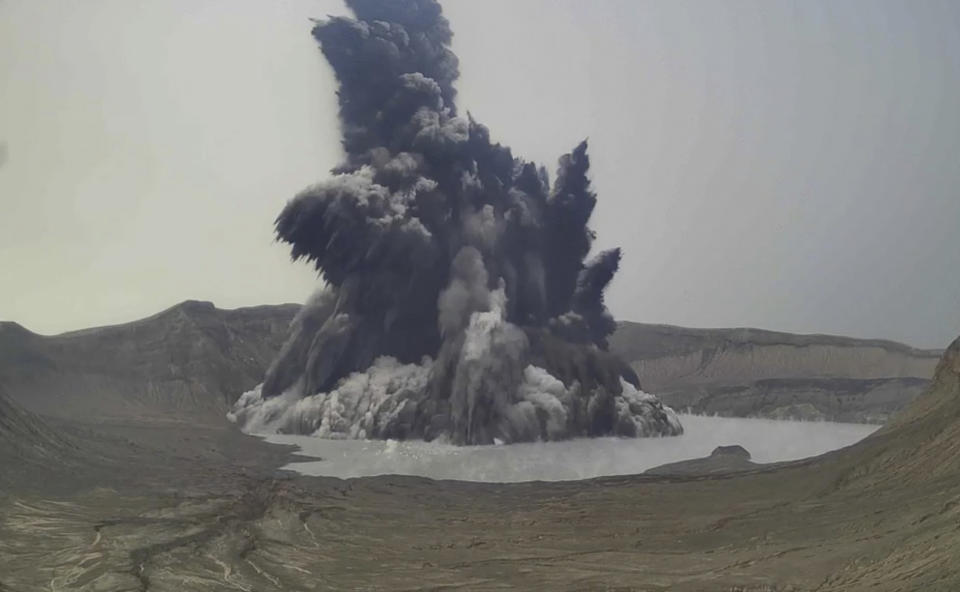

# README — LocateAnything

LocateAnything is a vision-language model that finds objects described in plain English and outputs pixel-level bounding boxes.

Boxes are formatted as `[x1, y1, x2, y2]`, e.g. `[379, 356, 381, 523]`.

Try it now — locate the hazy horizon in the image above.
[2, 0, 959, 349]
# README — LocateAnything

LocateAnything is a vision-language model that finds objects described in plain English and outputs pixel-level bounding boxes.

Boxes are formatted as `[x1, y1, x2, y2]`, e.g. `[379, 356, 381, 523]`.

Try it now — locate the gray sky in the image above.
[1, 0, 958, 349]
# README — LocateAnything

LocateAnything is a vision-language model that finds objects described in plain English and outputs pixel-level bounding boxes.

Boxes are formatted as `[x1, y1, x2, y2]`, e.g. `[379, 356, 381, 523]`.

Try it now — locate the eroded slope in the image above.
[0, 301, 298, 423]
[611, 321, 942, 421]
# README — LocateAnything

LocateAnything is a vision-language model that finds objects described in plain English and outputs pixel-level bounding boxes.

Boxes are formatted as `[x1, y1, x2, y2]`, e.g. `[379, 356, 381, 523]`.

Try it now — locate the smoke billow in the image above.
[229, 0, 682, 444]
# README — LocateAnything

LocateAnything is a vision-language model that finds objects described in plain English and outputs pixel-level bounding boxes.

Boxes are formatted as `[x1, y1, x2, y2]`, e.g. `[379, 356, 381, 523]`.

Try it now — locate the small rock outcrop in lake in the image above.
[711, 444, 751, 459]
[644, 444, 759, 476]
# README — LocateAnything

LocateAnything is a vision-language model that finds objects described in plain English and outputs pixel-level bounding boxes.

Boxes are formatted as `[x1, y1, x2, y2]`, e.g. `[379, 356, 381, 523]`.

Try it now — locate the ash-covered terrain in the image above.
[2, 324, 958, 590]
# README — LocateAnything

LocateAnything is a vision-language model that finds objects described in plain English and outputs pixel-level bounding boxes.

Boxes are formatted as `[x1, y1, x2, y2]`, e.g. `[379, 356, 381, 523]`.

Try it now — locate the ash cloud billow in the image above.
[229, 0, 682, 445]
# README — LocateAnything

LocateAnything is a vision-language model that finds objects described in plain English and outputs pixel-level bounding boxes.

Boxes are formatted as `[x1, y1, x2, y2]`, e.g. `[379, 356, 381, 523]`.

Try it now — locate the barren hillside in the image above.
[1, 337, 958, 590]
[611, 322, 942, 421]
[1, 304, 938, 426]
[0, 300, 298, 423]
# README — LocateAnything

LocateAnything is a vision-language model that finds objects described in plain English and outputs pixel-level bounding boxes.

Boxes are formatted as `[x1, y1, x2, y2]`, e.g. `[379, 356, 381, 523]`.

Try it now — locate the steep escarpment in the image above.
[0, 383, 73, 458]
[0, 383, 85, 490]
[839, 334, 960, 485]
[611, 323, 940, 387]
[0, 301, 299, 423]
[657, 377, 931, 423]
[610, 322, 942, 422]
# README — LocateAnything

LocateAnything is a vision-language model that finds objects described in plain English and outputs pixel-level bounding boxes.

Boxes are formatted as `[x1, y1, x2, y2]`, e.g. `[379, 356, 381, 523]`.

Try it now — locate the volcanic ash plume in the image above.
[228, 0, 682, 445]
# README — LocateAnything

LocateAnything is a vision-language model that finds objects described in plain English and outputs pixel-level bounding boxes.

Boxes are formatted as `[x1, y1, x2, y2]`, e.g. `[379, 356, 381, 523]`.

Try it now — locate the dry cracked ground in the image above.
[1, 337, 960, 591]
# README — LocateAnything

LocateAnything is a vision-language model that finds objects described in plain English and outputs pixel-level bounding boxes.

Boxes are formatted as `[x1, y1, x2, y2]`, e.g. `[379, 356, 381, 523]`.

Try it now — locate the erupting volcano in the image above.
[229, 0, 682, 445]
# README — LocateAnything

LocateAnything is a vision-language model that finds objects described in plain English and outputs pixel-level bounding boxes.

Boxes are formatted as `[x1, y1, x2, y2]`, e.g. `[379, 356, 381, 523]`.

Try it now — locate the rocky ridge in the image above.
[610, 321, 942, 422]
[1, 303, 941, 426]
[0, 300, 298, 423]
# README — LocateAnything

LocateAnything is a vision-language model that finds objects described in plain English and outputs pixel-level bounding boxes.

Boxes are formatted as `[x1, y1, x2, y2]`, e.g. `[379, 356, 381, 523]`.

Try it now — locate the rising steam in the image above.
[229, 0, 682, 445]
